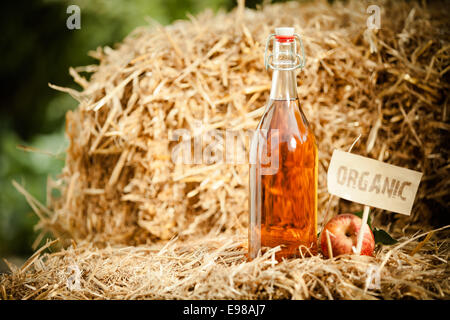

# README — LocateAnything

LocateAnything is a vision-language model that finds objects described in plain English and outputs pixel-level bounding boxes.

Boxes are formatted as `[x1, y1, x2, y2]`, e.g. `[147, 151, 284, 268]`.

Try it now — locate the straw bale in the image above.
[30, 0, 449, 246]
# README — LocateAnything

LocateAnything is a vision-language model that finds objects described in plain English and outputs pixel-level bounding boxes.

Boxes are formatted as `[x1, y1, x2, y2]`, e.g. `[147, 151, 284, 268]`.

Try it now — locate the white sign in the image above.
[327, 149, 422, 215]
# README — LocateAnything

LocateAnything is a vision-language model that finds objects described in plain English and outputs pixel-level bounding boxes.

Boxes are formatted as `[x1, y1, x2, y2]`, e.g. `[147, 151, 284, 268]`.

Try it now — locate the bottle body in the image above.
[249, 29, 317, 260]
[249, 36, 318, 259]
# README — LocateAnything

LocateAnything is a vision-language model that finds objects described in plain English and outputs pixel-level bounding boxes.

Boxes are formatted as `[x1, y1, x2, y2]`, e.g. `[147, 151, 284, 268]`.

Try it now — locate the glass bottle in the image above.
[249, 27, 318, 260]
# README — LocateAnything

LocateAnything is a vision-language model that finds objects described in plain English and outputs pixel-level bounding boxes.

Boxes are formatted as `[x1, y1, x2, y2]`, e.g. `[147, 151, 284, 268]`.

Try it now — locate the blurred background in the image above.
[1, 0, 293, 269]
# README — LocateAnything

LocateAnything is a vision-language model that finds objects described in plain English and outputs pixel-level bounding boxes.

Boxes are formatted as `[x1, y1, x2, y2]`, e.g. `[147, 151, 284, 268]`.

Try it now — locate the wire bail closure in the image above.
[264, 33, 306, 71]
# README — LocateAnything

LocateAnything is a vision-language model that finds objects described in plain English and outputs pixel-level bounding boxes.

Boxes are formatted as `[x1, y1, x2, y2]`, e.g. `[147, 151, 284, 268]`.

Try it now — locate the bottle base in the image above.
[248, 238, 317, 262]
[247, 244, 317, 262]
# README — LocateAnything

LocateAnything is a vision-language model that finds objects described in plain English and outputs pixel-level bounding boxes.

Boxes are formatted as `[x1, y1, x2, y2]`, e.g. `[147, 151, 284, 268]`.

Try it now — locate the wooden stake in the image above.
[325, 229, 334, 259]
[356, 206, 370, 255]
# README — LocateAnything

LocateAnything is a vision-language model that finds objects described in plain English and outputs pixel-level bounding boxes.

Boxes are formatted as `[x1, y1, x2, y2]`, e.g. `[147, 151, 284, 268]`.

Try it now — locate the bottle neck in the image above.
[269, 69, 298, 100]
[269, 40, 298, 100]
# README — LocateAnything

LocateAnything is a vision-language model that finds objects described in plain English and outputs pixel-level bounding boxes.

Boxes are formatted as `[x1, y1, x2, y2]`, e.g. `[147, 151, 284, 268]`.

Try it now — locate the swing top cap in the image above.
[275, 27, 294, 36]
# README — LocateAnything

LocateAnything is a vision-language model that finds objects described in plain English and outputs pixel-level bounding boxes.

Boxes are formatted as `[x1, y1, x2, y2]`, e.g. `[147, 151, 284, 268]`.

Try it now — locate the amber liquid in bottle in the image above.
[249, 32, 318, 260]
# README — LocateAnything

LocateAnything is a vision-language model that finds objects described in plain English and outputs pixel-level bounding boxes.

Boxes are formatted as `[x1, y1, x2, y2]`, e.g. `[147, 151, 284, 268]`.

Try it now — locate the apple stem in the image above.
[356, 206, 370, 255]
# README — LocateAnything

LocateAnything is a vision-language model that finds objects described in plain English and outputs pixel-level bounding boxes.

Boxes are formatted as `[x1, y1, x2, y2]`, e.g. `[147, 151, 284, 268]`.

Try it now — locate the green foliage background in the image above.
[0, 0, 247, 260]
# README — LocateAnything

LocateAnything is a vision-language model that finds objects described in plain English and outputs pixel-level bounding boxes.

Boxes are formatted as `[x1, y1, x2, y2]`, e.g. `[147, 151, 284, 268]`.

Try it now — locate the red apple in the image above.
[320, 213, 375, 258]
